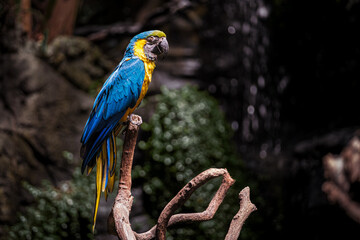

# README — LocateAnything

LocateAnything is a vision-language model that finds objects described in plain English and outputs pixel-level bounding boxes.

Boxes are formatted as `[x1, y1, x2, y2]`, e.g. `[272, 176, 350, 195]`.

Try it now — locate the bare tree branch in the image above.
[108, 114, 257, 240]
[224, 187, 257, 240]
[322, 136, 360, 223]
[155, 168, 233, 240]
[134, 168, 235, 240]
[322, 182, 360, 223]
[322, 135, 360, 223]
[75, 0, 196, 41]
[108, 115, 143, 239]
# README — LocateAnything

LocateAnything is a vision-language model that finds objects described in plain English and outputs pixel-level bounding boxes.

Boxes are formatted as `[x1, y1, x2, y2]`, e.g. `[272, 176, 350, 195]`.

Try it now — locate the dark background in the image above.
[1, 0, 360, 239]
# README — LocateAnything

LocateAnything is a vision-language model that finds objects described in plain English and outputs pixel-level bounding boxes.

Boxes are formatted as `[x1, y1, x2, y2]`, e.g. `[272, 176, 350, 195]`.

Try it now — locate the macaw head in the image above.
[126, 30, 169, 61]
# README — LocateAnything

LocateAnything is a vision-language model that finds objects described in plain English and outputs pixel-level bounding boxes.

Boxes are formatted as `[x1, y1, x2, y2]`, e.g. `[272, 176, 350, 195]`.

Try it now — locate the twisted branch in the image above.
[136, 168, 235, 240]
[108, 114, 257, 240]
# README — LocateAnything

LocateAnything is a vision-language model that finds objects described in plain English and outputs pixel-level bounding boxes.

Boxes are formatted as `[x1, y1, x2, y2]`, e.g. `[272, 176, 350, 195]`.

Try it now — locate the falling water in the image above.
[200, 0, 283, 157]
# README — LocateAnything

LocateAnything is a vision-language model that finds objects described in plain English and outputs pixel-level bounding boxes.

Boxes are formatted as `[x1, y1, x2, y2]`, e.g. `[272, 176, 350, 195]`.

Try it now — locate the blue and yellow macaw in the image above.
[80, 30, 169, 231]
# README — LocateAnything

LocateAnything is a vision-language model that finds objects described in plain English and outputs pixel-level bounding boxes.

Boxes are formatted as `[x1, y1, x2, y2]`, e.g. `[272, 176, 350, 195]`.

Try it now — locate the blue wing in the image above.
[80, 57, 145, 173]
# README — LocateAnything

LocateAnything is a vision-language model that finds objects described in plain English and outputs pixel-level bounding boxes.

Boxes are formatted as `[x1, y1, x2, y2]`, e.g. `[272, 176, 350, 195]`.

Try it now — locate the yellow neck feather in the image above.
[119, 39, 156, 122]
[134, 39, 149, 61]
[133, 38, 156, 79]
[133, 38, 156, 82]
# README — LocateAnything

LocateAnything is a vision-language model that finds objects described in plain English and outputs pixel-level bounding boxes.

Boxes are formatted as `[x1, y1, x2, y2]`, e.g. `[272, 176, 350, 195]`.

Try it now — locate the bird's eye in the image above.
[147, 36, 156, 42]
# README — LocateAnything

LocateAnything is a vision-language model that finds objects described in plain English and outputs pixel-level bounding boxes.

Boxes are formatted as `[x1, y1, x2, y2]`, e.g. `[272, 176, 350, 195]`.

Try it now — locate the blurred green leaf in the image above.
[5, 168, 96, 240]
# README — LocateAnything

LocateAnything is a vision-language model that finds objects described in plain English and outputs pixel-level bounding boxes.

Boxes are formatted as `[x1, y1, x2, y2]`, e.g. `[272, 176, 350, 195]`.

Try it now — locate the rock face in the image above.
[44, 36, 114, 91]
[0, 49, 93, 225]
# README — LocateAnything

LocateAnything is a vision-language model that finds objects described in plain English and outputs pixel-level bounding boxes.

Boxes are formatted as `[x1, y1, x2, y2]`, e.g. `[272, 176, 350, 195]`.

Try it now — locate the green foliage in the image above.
[134, 85, 247, 240]
[6, 164, 96, 240]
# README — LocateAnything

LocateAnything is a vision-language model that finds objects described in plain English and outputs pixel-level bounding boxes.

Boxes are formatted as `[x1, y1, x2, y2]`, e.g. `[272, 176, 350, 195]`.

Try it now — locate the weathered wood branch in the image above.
[108, 114, 143, 240]
[225, 187, 257, 240]
[322, 136, 360, 223]
[155, 168, 234, 240]
[322, 182, 360, 223]
[108, 114, 257, 240]
[134, 168, 235, 240]
[75, 0, 195, 41]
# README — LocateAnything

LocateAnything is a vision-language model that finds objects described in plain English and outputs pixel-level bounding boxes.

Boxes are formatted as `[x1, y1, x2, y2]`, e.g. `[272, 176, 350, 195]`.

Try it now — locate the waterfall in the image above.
[200, 0, 282, 157]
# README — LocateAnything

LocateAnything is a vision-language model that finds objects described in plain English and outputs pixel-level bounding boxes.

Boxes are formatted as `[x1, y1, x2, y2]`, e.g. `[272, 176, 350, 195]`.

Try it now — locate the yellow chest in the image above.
[135, 60, 155, 108]
[120, 39, 156, 121]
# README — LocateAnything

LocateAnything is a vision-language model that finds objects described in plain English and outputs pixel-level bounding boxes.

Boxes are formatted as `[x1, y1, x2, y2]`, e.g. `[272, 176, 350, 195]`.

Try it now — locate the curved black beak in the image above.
[152, 37, 169, 56]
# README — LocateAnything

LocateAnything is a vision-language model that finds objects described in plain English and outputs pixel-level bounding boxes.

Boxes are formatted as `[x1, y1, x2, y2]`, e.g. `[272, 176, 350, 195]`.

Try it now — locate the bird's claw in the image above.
[128, 114, 143, 126]
[122, 114, 142, 135]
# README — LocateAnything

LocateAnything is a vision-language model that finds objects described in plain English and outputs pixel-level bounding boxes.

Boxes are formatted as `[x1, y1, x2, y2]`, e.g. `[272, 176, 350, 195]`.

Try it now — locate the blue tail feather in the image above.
[81, 123, 115, 173]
